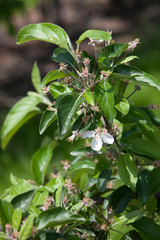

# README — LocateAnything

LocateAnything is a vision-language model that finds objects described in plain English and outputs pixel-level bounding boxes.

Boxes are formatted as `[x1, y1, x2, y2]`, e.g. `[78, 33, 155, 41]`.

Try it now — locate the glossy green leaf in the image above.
[32, 145, 55, 185]
[137, 120, 154, 139]
[40, 69, 67, 87]
[95, 81, 117, 123]
[51, 47, 75, 67]
[97, 168, 112, 192]
[132, 216, 160, 240]
[118, 154, 138, 191]
[117, 55, 139, 65]
[19, 215, 34, 240]
[12, 208, 22, 231]
[106, 43, 128, 59]
[1, 95, 41, 149]
[40, 175, 64, 193]
[0, 199, 14, 230]
[76, 29, 112, 46]
[49, 82, 71, 99]
[55, 186, 65, 207]
[57, 94, 84, 134]
[69, 160, 96, 173]
[37, 207, 85, 229]
[127, 138, 160, 160]
[115, 98, 130, 116]
[149, 166, 160, 195]
[29, 205, 41, 217]
[39, 110, 57, 135]
[31, 61, 43, 94]
[136, 169, 150, 202]
[118, 210, 143, 224]
[10, 179, 31, 197]
[10, 173, 20, 185]
[112, 65, 160, 90]
[17, 23, 73, 52]
[83, 88, 95, 106]
[11, 190, 35, 213]
[121, 230, 143, 240]
[32, 191, 49, 207]
[111, 185, 133, 214]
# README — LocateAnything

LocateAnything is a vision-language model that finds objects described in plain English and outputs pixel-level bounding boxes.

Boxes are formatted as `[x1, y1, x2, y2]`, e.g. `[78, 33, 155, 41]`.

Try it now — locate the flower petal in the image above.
[82, 130, 95, 139]
[91, 134, 102, 151]
[101, 133, 114, 144]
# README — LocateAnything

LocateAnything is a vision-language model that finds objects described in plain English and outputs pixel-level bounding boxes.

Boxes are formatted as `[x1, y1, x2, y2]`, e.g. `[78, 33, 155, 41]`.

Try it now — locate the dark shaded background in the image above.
[0, 0, 160, 193]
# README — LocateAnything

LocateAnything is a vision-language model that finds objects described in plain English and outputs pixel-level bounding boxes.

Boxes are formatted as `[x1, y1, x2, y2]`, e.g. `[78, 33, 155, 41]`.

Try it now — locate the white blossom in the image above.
[82, 128, 114, 151]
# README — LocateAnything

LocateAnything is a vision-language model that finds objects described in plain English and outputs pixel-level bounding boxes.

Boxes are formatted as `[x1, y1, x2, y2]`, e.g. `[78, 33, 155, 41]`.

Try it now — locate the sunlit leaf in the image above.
[76, 30, 112, 46]
[39, 110, 57, 135]
[19, 215, 34, 240]
[40, 69, 67, 87]
[37, 207, 85, 229]
[12, 208, 22, 231]
[31, 61, 43, 94]
[17, 23, 73, 52]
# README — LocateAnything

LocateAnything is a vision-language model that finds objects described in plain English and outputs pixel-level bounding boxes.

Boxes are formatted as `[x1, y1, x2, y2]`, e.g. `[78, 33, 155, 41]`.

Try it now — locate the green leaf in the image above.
[39, 110, 57, 135]
[83, 88, 95, 106]
[41, 175, 64, 193]
[118, 154, 138, 192]
[112, 65, 160, 90]
[10, 173, 20, 185]
[131, 216, 160, 240]
[32, 191, 49, 207]
[57, 94, 84, 134]
[49, 82, 71, 99]
[19, 215, 34, 240]
[17, 23, 73, 52]
[37, 207, 85, 229]
[115, 98, 130, 116]
[117, 55, 139, 65]
[76, 30, 112, 46]
[1, 95, 42, 149]
[10, 179, 31, 197]
[55, 186, 65, 207]
[127, 138, 160, 160]
[118, 210, 143, 224]
[11, 190, 35, 213]
[51, 47, 75, 67]
[97, 168, 112, 192]
[106, 43, 128, 59]
[40, 69, 67, 87]
[69, 160, 96, 173]
[111, 185, 133, 214]
[29, 205, 41, 217]
[136, 169, 150, 202]
[31, 61, 43, 94]
[0, 199, 14, 231]
[149, 166, 160, 195]
[95, 81, 117, 123]
[0, 232, 8, 239]
[32, 145, 55, 185]
[12, 208, 22, 231]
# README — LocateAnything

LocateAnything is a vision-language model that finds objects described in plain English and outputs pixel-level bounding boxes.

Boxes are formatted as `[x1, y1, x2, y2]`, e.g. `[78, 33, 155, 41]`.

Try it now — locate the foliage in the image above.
[1, 23, 160, 239]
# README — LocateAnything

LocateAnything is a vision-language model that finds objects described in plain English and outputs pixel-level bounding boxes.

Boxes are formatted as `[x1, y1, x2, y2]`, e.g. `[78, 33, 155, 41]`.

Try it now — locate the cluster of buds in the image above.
[81, 196, 96, 208]
[67, 130, 79, 143]
[42, 86, 49, 94]
[5, 224, 19, 240]
[128, 38, 140, 51]
[64, 178, 76, 194]
[59, 62, 68, 72]
[47, 105, 57, 113]
[76, 229, 90, 239]
[40, 196, 54, 211]
[61, 159, 70, 170]
[100, 70, 111, 81]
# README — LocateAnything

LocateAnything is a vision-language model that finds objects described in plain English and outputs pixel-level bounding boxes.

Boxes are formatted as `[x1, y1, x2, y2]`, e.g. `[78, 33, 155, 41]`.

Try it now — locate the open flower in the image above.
[82, 128, 114, 151]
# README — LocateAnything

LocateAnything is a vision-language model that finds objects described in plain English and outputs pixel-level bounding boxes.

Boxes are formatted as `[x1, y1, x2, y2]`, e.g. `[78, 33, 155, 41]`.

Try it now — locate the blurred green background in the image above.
[0, 0, 160, 193]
